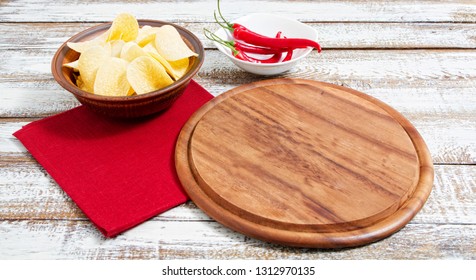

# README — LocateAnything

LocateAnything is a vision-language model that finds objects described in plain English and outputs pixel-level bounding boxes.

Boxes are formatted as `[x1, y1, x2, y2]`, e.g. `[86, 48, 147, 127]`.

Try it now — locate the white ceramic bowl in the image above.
[213, 13, 319, 76]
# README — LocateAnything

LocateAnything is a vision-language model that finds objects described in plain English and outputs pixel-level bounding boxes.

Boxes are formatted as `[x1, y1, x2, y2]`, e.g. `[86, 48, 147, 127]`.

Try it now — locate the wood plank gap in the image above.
[0, 217, 216, 223]
[1, 21, 475, 24]
[407, 221, 476, 226]
[1, 218, 473, 233]
[204, 47, 476, 51]
[433, 163, 476, 166]
[1, 217, 472, 226]
[0, 117, 41, 122]
[324, 47, 476, 50]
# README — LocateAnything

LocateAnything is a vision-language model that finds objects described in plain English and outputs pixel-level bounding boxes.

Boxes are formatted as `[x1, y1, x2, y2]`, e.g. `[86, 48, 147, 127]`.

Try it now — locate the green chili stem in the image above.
[217, 0, 233, 28]
[203, 28, 237, 55]
[214, 10, 232, 31]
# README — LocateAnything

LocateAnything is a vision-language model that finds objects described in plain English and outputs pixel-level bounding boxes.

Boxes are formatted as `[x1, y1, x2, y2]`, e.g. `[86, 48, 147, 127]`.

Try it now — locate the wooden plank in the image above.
[0, 121, 29, 154]
[0, 157, 475, 225]
[0, 220, 474, 259]
[1, 0, 475, 23]
[3, 49, 476, 89]
[1, 22, 476, 50]
[1, 49, 476, 113]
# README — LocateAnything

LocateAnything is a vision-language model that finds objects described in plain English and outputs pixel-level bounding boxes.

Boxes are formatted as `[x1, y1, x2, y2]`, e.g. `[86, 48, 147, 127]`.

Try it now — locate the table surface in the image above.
[1, 0, 475, 259]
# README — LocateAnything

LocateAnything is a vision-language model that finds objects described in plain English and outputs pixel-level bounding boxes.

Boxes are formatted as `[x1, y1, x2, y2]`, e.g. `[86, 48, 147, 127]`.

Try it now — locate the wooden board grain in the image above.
[176, 79, 434, 248]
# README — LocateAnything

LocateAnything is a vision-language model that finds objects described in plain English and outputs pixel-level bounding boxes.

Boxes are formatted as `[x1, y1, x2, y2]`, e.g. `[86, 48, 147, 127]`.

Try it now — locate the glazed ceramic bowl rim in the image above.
[212, 13, 317, 68]
[52, 19, 204, 103]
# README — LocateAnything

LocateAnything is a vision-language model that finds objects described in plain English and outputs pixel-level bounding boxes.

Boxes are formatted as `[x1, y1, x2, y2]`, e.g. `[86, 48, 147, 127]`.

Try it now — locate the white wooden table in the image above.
[0, 0, 475, 259]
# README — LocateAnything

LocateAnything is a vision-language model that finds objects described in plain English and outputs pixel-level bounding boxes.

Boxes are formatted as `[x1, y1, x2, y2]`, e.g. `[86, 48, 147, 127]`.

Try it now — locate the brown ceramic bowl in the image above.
[51, 20, 204, 118]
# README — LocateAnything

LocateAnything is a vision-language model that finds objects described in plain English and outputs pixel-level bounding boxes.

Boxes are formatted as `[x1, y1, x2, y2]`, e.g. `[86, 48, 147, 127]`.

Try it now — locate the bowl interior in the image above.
[213, 13, 318, 67]
[53, 20, 204, 102]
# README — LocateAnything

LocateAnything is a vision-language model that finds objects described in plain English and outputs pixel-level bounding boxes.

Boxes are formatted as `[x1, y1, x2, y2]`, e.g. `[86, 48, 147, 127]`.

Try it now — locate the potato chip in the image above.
[76, 75, 84, 89]
[127, 56, 173, 94]
[143, 43, 177, 78]
[143, 43, 189, 81]
[140, 25, 152, 32]
[154, 25, 198, 61]
[107, 13, 139, 42]
[63, 14, 195, 97]
[77, 45, 111, 93]
[120, 41, 147, 62]
[67, 30, 109, 53]
[168, 57, 190, 79]
[109, 40, 125, 57]
[63, 59, 79, 71]
[94, 57, 130, 96]
[136, 26, 161, 47]
[127, 87, 136, 96]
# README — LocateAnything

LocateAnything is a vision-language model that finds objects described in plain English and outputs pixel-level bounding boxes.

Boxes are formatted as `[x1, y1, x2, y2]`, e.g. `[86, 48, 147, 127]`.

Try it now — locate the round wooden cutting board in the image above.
[175, 79, 434, 248]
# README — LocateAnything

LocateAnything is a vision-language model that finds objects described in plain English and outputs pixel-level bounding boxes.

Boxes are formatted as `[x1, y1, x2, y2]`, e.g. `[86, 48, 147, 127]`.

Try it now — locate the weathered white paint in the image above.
[0, 220, 474, 259]
[3, 50, 476, 87]
[0, 122, 29, 153]
[1, 22, 476, 50]
[1, 50, 476, 113]
[1, 0, 475, 23]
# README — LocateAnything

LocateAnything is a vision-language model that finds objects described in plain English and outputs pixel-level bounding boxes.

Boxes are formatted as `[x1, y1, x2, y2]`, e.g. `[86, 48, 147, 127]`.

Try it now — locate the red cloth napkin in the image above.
[13, 80, 213, 237]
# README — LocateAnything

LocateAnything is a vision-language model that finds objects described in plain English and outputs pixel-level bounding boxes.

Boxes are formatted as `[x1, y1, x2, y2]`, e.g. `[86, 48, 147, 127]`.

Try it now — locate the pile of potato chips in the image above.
[64, 13, 198, 97]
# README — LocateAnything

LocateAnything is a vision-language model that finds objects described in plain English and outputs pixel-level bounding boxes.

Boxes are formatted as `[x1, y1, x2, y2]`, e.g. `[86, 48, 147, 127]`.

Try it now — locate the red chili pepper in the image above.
[204, 28, 283, 63]
[235, 32, 285, 63]
[254, 32, 285, 63]
[204, 28, 285, 55]
[234, 24, 321, 53]
[275, 32, 294, 62]
[215, 0, 321, 53]
[236, 47, 282, 63]
[234, 41, 286, 54]
[283, 49, 294, 61]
